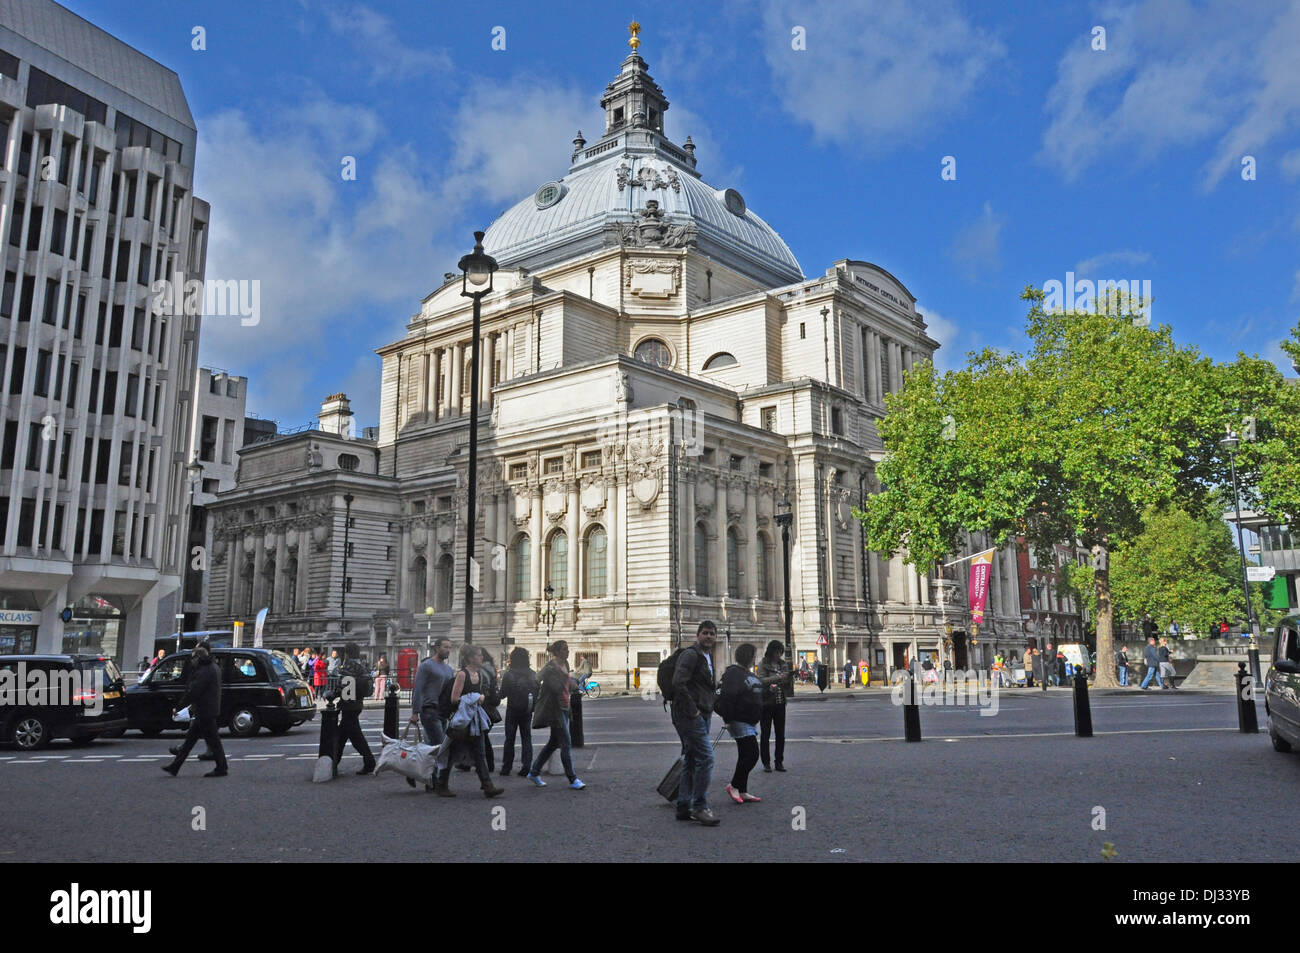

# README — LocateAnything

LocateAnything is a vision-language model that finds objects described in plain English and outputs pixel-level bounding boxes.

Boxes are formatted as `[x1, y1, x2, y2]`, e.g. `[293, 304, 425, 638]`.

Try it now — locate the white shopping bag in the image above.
[173, 706, 192, 723]
[374, 723, 436, 783]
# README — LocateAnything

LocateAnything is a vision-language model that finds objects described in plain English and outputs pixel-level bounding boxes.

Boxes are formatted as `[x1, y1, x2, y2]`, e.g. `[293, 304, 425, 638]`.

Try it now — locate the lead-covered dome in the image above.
[482, 45, 803, 288]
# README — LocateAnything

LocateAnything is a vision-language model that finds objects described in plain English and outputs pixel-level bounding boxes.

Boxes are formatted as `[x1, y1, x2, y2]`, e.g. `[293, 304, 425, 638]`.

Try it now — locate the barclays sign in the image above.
[0, 609, 39, 625]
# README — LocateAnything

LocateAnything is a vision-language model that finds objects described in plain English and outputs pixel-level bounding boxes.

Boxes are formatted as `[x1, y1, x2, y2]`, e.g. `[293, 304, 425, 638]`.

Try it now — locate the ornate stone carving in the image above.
[580, 480, 607, 517]
[544, 485, 568, 524]
[625, 259, 680, 298]
[615, 161, 681, 194]
[617, 201, 697, 249]
[512, 493, 532, 526]
[614, 369, 632, 403]
[632, 473, 660, 508]
[311, 524, 331, 552]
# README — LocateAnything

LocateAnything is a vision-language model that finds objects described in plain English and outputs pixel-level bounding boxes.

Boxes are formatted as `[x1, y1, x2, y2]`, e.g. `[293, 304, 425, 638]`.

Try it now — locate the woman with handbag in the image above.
[372, 655, 389, 700]
[757, 640, 790, 773]
[435, 644, 503, 798]
[499, 647, 538, 777]
[479, 649, 502, 772]
[526, 640, 586, 790]
[721, 643, 764, 804]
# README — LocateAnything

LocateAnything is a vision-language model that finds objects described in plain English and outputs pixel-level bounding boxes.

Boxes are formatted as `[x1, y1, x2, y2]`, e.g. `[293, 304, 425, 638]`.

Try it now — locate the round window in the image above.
[535, 182, 565, 209]
[722, 188, 746, 217]
[634, 338, 673, 369]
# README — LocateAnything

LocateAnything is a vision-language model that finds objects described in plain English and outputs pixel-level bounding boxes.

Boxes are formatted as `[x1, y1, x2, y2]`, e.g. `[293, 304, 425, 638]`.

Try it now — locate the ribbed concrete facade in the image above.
[0, 0, 208, 665]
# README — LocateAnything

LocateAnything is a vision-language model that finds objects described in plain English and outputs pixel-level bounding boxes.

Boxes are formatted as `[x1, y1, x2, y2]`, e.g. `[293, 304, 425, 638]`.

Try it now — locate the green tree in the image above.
[1062, 505, 1243, 635]
[859, 291, 1284, 687]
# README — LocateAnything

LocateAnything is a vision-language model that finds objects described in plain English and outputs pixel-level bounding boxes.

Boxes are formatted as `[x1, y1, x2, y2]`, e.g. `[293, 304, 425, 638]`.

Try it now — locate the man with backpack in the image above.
[410, 636, 454, 790]
[663, 620, 721, 826]
[326, 642, 376, 775]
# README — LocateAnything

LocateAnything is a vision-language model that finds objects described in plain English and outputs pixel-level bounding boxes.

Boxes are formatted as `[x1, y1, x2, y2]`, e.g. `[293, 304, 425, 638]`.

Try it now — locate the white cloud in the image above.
[321, 3, 453, 82]
[948, 201, 1002, 274]
[916, 305, 960, 370]
[1041, 0, 1300, 188]
[1282, 148, 1300, 180]
[1072, 249, 1153, 276]
[759, 0, 1005, 148]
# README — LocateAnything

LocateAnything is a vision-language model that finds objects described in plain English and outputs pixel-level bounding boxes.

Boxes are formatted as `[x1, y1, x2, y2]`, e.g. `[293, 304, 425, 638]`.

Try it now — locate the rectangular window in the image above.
[81, 437, 93, 483]
[581, 450, 602, 469]
[101, 371, 117, 414]
[200, 416, 217, 462]
[74, 295, 86, 339]
[544, 456, 563, 474]
[222, 419, 235, 465]
[109, 305, 124, 347]
[130, 308, 144, 350]
[345, 577, 353, 593]
[124, 374, 139, 417]
[831, 407, 844, 435]
[8, 347, 25, 394]
[16, 499, 35, 548]
[879, 340, 892, 395]
[761, 406, 777, 431]
[0, 48, 18, 80]
[124, 173, 137, 219]
[111, 510, 127, 556]
[52, 354, 65, 399]
[88, 368, 100, 410]
[1, 421, 16, 468]
[509, 463, 528, 480]
[41, 279, 57, 325]
[26, 203, 42, 252]
[88, 508, 105, 554]
[799, 322, 806, 340]
[118, 440, 132, 486]
[18, 275, 34, 322]
[730, 454, 744, 471]
[49, 210, 66, 255]
[384, 579, 392, 595]
[59, 432, 72, 480]
[1, 271, 14, 317]
[95, 438, 110, 485]
[33, 349, 51, 397]
[25, 423, 44, 471]
[759, 462, 773, 477]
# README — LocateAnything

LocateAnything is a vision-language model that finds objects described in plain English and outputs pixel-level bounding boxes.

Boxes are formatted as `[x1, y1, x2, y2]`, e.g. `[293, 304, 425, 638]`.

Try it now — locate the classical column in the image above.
[870, 332, 883, 403]
[424, 529, 437, 608]
[228, 534, 244, 614]
[684, 472, 696, 592]
[450, 342, 462, 416]
[482, 332, 495, 410]
[744, 482, 757, 599]
[854, 324, 866, 403]
[295, 539, 309, 613]
[823, 482, 836, 606]
[496, 488, 509, 603]
[605, 478, 619, 598]
[252, 534, 267, 610]
[399, 521, 411, 608]
[851, 491, 863, 606]
[566, 482, 580, 600]
[715, 475, 728, 596]
[889, 341, 903, 396]
[273, 529, 288, 615]
[529, 488, 543, 600]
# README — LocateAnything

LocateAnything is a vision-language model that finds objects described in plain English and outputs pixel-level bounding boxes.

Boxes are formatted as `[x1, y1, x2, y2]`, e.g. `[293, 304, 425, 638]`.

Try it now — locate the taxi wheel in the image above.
[1270, 726, 1293, 753]
[11, 715, 50, 751]
[229, 708, 260, 737]
[137, 727, 162, 737]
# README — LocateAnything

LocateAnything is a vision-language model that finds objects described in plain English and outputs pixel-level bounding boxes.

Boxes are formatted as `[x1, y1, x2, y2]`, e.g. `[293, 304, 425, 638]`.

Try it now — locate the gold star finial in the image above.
[628, 20, 641, 52]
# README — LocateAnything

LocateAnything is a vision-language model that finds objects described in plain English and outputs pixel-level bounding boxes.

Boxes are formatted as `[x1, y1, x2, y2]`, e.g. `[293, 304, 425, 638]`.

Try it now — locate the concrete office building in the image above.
[205, 31, 1024, 680]
[0, 0, 208, 664]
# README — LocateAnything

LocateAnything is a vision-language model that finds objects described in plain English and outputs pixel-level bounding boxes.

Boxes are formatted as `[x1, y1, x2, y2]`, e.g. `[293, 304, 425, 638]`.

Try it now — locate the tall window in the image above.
[756, 534, 770, 600]
[879, 339, 892, 395]
[585, 526, 607, 598]
[412, 556, 428, 609]
[285, 558, 298, 613]
[548, 530, 568, 597]
[513, 534, 531, 601]
[726, 527, 740, 595]
[263, 559, 275, 611]
[436, 554, 453, 611]
[694, 523, 709, 596]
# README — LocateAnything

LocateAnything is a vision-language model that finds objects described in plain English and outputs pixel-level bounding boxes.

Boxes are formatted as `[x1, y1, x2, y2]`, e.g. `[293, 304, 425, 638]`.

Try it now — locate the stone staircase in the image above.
[1178, 655, 1269, 692]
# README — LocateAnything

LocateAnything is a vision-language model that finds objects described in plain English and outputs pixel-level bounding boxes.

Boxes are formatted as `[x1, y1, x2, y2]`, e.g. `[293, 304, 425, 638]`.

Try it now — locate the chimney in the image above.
[319, 393, 354, 437]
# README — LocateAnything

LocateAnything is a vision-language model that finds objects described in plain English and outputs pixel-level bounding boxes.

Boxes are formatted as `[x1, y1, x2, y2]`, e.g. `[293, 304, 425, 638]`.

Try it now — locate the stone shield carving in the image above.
[544, 485, 568, 523]
[633, 474, 660, 508]
[580, 481, 606, 517]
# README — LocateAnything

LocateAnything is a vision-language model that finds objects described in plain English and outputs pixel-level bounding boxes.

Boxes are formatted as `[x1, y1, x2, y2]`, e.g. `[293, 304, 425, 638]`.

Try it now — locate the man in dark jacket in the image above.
[327, 642, 376, 775]
[162, 645, 228, 777]
[671, 620, 720, 826]
[1139, 636, 1165, 690]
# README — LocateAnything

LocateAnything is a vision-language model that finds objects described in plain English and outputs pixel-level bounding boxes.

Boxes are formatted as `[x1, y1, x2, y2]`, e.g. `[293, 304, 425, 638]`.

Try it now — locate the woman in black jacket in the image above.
[721, 643, 765, 804]
[499, 647, 539, 776]
[757, 640, 790, 772]
[161, 645, 228, 777]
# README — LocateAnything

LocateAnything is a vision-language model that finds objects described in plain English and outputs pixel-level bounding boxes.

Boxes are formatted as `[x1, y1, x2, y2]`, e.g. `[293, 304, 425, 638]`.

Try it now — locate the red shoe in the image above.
[725, 783, 743, 804]
[740, 792, 762, 803]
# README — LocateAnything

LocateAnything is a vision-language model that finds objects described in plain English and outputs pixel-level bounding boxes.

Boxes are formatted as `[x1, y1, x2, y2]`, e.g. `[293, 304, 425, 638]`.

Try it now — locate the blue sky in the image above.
[62, 0, 1300, 429]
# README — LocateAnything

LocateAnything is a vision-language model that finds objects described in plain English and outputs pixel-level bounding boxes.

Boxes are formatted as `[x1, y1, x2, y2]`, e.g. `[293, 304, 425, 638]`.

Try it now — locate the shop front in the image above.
[0, 601, 40, 654]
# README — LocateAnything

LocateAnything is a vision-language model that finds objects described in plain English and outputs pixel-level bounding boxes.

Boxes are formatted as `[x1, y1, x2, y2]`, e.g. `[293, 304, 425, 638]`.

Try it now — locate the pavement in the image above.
[3, 688, 1295, 863]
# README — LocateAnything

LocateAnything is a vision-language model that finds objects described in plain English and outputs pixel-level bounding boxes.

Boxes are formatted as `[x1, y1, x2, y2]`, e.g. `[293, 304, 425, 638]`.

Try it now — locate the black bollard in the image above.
[903, 674, 922, 742]
[1234, 664, 1259, 733]
[383, 679, 399, 740]
[315, 703, 340, 780]
[1072, 671, 1093, 737]
[570, 689, 584, 748]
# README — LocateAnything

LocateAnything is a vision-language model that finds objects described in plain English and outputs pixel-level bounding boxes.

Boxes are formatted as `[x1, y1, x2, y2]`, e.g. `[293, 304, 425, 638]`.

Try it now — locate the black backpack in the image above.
[437, 675, 456, 721]
[657, 647, 690, 703]
[504, 669, 536, 711]
[713, 684, 733, 722]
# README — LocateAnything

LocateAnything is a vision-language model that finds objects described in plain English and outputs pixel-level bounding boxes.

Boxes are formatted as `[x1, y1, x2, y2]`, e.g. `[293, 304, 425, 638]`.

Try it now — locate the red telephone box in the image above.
[396, 648, 418, 690]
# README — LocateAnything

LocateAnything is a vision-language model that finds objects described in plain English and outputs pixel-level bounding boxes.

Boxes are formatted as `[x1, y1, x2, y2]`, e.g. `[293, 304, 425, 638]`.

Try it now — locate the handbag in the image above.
[375, 722, 436, 782]
[486, 704, 503, 725]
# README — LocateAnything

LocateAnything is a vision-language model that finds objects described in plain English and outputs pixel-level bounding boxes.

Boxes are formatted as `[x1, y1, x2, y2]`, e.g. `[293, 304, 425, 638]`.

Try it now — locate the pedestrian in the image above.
[435, 643, 504, 798]
[373, 654, 389, 700]
[313, 653, 328, 700]
[325, 642, 376, 776]
[1140, 636, 1165, 690]
[1116, 644, 1129, 686]
[499, 647, 538, 777]
[526, 640, 586, 790]
[757, 640, 789, 773]
[161, 644, 228, 778]
[720, 643, 764, 805]
[669, 621, 721, 825]
[798, 656, 810, 684]
[1023, 645, 1035, 688]
[151, 648, 166, 668]
[409, 636, 454, 791]
[1043, 643, 1055, 686]
[138, 656, 151, 676]
[478, 648, 501, 773]
[942, 656, 952, 686]
[842, 658, 855, 689]
[1158, 637, 1177, 690]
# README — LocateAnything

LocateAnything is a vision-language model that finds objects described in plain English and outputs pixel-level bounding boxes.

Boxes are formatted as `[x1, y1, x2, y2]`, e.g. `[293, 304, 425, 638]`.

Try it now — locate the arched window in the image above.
[585, 526, 607, 598]
[703, 352, 738, 370]
[435, 554, 453, 611]
[548, 530, 568, 598]
[756, 533, 770, 600]
[263, 558, 276, 612]
[694, 523, 709, 597]
[726, 527, 740, 595]
[513, 534, 531, 602]
[412, 555, 427, 610]
[285, 557, 298, 612]
[634, 338, 672, 368]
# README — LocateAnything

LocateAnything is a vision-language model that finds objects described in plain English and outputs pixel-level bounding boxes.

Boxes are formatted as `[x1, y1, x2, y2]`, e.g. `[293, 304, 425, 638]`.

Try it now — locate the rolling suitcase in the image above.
[656, 727, 726, 802]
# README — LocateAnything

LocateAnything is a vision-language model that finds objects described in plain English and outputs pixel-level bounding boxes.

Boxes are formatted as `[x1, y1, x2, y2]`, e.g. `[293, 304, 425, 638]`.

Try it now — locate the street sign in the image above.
[817, 632, 829, 646]
[1246, 566, 1276, 582]
[469, 558, 481, 591]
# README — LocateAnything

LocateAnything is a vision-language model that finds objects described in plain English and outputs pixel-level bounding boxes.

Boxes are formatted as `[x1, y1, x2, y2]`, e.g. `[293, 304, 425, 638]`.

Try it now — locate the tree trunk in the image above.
[1092, 546, 1119, 688]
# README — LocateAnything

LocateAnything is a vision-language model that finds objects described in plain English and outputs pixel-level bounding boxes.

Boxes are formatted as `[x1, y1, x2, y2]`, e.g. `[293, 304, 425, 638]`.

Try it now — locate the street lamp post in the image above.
[425, 606, 434, 656]
[625, 616, 631, 692]
[180, 458, 204, 636]
[775, 493, 794, 679]
[543, 583, 557, 642]
[458, 231, 499, 645]
[1220, 431, 1261, 682]
[341, 492, 354, 641]
[1028, 577, 1045, 692]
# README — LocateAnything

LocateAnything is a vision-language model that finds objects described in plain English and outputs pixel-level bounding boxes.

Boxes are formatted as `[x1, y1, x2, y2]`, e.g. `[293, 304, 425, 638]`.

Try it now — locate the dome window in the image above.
[721, 188, 746, 217]
[703, 352, 738, 370]
[534, 181, 565, 209]
[634, 338, 673, 368]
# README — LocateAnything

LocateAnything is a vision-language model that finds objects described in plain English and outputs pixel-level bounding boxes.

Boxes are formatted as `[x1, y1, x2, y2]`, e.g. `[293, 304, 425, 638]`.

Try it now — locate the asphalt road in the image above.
[4, 688, 1297, 863]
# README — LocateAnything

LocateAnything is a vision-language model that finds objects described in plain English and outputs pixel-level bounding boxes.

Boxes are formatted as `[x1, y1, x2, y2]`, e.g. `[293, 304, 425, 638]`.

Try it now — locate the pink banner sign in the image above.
[968, 550, 994, 625]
